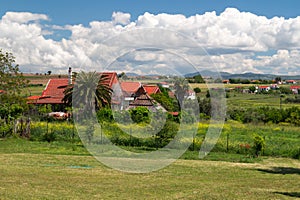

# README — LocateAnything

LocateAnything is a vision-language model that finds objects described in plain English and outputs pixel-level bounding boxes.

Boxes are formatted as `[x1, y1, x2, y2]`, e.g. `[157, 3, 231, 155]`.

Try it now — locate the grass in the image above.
[0, 144, 299, 199]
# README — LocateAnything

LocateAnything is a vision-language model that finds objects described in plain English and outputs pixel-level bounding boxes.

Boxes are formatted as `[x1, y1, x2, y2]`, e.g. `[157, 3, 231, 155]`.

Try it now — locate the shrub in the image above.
[252, 134, 265, 157]
[129, 107, 150, 124]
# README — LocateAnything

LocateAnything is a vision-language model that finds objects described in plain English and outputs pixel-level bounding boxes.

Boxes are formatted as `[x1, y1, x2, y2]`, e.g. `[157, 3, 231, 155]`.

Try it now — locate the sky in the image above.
[0, 0, 300, 75]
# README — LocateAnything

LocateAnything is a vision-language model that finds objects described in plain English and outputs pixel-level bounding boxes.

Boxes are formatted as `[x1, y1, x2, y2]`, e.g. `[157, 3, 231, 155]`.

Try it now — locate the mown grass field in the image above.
[0, 139, 299, 199]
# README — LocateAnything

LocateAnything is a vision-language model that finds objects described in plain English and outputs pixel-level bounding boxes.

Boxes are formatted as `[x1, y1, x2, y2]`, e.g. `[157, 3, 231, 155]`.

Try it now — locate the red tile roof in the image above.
[259, 86, 270, 89]
[0, 90, 5, 94]
[28, 73, 119, 105]
[290, 85, 300, 89]
[120, 82, 142, 95]
[28, 79, 68, 104]
[143, 85, 161, 95]
[99, 72, 118, 88]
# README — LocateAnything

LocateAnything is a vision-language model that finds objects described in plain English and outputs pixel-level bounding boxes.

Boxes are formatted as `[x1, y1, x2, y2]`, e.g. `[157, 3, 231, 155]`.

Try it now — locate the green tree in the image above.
[0, 49, 29, 94]
[249, 86, 256, 93]
[275, 76, 281, 83]
[193, 87, 201, 93]
[0, 50, 29, 137]
[63, 71, 113, 110]
[129, 106, 150, 124]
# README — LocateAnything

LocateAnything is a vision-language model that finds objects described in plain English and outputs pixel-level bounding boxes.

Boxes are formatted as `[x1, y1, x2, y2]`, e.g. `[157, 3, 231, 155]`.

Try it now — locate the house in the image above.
[120, 82, 143, 98]
[120, 81, 166, 111]
[0, 90, 5, 94]
[184, 90, 196, 100]
[290, 85, 300, 94]
[258, 86, 271, 92]
[27, 78, 69, 107]
[159, 82, 170, 89]
[143, 85, 161, 95]
[222, 80, 230, 84]
[286, 80, 297, 84]
[270, 84, 279, 90]
[27, 70, 119, 111]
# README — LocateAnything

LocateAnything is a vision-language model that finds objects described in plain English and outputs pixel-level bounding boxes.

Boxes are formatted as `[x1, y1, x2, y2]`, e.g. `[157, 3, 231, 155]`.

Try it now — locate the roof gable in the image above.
[143, 85, 161, 95]
[120, 82, 142, 95]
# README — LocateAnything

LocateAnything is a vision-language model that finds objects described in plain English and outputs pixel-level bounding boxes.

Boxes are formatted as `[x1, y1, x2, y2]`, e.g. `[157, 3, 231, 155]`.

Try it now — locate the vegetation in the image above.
[63, 71, 112, 109]
[0, 50, 29, 137]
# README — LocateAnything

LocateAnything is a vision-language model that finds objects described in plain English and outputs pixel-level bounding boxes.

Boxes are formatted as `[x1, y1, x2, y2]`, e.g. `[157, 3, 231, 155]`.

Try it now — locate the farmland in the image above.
[1, 74, 299, 199]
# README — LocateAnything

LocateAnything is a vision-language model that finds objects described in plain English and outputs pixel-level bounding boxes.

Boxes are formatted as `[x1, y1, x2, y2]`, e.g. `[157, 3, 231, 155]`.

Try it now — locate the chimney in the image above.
[68, 67, 72, 85]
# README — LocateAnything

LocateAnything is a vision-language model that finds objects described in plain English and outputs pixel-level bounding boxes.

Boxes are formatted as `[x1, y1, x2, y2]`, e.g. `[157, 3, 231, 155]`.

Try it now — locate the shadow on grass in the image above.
[257, 167, 300, 175]
[274, 192, 300, 198]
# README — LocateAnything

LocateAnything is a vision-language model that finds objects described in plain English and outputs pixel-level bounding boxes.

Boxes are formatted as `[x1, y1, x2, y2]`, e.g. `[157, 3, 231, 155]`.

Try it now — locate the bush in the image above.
[252, 134, 265, 157]
[129, 107, 150, 124]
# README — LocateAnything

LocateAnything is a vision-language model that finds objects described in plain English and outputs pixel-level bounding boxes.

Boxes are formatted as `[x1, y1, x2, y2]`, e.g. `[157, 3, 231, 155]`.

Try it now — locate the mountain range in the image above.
[185, 70, 300, 80]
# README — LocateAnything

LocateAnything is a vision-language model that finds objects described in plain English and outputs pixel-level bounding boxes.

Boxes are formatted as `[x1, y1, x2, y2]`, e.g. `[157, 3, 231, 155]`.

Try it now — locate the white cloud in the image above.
[112, 12, 131, 25]
[0, 9, 300, 75]
[2, 12, 48, 24]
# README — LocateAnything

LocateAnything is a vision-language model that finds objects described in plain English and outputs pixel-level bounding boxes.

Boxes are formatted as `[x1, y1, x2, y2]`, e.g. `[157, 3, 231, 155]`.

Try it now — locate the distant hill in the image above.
[185, 70, 300, 80]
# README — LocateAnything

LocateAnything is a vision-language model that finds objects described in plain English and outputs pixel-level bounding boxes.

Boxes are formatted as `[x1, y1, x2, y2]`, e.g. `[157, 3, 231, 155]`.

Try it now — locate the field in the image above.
[0, 139, 299, 199]
[4, 76, 299, 199]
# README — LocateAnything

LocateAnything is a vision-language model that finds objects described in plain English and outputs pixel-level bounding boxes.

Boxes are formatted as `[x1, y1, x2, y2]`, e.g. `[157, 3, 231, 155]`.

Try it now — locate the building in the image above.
[27, 70, 119, 111]
[286, 80, 297, 84]
[143, 85, 161, 95]
[290, 85, 300, 94]
[258, 86, 271, 92]
[119, 81, 165, 111]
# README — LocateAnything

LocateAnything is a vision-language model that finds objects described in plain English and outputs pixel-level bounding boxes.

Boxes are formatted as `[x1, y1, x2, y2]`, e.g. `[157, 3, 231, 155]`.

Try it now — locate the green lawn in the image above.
[0, 138, 299, 199]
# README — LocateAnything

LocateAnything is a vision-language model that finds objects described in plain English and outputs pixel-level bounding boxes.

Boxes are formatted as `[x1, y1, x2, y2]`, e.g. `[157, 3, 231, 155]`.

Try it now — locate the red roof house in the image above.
[120, 82, 142, 96]
[143, 85, 161, 95]
[290, 85, 300, 94]
[28, 72, 119, 105]
[27, 79, 69, 104]
[258, 85, 270, 92]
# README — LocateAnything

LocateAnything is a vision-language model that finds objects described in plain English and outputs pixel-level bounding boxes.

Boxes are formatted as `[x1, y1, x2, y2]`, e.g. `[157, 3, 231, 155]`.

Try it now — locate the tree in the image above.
[193, 87, 201, 93]
[249, 86, 256, 93]
[0, 50, 29, 137]
[63, 71, 113, 111]
[275, 76, 282, 83]
[47, 71, 52, 76]
[0, 49, 29, 94]
[129, 106, 150, 124]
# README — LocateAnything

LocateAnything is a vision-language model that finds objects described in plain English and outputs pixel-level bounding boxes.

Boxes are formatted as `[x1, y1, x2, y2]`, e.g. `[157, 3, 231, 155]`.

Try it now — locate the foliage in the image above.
[229, 78, 251, 84]
[38, 104, 52, 115]
[187, 74, 205, 83]
[252, 134, 265, 157]
[248, 85, 256, 93]
[228, 106, 300, 125]
[279, 86, 293, 94]
[0, 50, 29, 137]
[63, 71, 113, 111]
[193, 87, 201, 93]
[151, 93, 175, 111]
[97, 107, 113, 123]
[284, 96, 300, 104]
[129, 106, 150, 124]
[0, 49, 29, 94]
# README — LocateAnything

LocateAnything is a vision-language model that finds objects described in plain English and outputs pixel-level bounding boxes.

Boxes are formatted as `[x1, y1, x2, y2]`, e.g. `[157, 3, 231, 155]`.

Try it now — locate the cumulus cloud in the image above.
[112, 12, 131, 25]
[2, 12, 48, 24]
[0, 9, 300, 75]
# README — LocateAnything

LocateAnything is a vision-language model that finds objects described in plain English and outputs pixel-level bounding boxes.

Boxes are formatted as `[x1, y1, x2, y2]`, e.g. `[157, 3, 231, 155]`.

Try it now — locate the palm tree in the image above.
[63, 71, 113, 111]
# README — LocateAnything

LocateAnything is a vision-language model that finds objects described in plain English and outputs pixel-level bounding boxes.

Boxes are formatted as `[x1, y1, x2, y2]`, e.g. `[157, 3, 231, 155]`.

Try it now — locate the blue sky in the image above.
[0, 0, 300, 75]
[1, 0, 300, 25]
